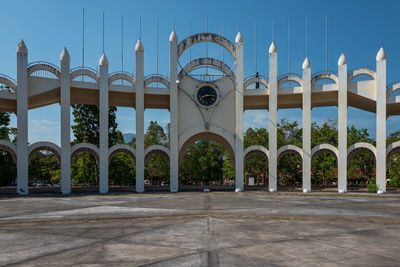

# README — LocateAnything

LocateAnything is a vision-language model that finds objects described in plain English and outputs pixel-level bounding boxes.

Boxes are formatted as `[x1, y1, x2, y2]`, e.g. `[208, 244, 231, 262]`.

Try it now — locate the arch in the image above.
[178, 33, 236, 59]
[144, 74, 170, 88]
[144, 145, 170, 164]
[179, 131, 235, 167]
[28, 62, 60, 78]
[109, 72, 136, 86]
[28, 142, 61, 164]
[244, 76, 268, 90]
[0, 74, 17, 92]
[71, 143, 99, 166]
[0, 140, 17, 165]
[311, 144, 338, 162]
[311, 72, 338, 85]
[109, 144, 136, 162]
[70, 67, 99, 82]
[277, 145, 303, 162]
[347, 142, 376, 165]
[386, 82, 400, 96]
[278, 74, 303, 87]
[244, 145, 269, 161]
[386, 141, 400, 161]
[179, 58, 234, 79]
[348, 68, 376, 81]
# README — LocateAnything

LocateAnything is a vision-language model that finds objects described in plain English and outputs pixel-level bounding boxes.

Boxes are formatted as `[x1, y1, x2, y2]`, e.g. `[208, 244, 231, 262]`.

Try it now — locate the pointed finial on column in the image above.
[16, 39, 28, 54]
[338, 53, 347, 65]
[60, 47, 70, 62]
[235, 31, 243, 43]
[169, 30, 178, 42]
[135, 39, 144, 52]
[302, 57, 311, 70]
[99, 53, 108, 66]
[376, 47, 386, 61]
[269, 41, 277, 54]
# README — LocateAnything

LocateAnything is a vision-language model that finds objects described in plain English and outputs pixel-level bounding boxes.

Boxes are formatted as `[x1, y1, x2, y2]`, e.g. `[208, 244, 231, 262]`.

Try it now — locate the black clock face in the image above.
[196, 86, 217, 107]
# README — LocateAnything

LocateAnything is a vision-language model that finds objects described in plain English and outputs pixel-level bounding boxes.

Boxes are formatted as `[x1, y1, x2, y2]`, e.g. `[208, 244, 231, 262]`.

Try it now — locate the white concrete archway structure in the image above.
[0, 33, 396, 194]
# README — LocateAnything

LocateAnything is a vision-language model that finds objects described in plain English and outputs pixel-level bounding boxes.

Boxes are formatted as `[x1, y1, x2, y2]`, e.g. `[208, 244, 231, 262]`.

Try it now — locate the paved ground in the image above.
[0, 192, 400, 266]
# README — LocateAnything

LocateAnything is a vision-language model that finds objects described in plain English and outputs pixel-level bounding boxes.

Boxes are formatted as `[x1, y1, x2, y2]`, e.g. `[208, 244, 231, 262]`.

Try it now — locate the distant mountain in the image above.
[123, 133, 136, 143]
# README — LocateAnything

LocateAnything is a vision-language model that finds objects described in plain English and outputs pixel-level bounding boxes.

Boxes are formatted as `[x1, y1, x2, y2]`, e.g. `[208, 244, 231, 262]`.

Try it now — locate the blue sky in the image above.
[1, 0, 399, 145]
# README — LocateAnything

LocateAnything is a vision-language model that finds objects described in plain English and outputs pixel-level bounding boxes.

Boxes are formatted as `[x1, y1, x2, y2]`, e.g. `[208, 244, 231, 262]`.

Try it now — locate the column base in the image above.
[302, 188, 310, 193]
[61, 190, 71, 195]
[377, 189, 385, 195]
[338, 189, 346, 194]
[235, 188, 242, 193]
[269, 188, 277, 193]
[170, 188, 178, 193]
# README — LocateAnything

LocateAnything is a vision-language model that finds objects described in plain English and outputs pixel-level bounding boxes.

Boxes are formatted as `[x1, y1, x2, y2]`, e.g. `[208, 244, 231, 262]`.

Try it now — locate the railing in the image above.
[347, 66, 376, 74]
[71, 66, 98, 74]
[27, 61, 60, 78]
[311, 70, 337, 79]
[244, 74, 268, 82]
[279, 72, 302, 79]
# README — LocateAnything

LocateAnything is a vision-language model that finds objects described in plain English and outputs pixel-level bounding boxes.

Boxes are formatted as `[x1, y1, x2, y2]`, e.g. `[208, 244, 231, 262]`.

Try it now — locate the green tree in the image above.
[0, 112, 17, 186]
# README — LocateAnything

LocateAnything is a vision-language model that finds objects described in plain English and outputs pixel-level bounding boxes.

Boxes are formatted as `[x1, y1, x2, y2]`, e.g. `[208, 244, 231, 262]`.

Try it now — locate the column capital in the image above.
[16, 39, 28, 54]
[60, 47, 70, 62]
[338, 53, 347, 65]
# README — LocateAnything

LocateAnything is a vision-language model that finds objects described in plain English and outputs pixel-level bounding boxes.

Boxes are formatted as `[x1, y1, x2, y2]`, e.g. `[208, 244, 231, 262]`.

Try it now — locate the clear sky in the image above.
[1, 0, 399, 145]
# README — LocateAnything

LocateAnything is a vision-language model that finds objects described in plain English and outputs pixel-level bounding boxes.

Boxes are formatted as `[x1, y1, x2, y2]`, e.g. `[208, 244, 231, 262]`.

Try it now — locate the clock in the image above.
[196, 85, 218, 107]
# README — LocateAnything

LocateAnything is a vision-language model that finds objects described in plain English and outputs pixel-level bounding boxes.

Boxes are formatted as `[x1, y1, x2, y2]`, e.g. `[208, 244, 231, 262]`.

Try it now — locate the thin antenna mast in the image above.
[288, 18, 291, 74]
[82, 8, 85, 68]
[139, 16, 142, 40]
[325, 13, 328, 71]
[306, 16, 308, 58]
[254, 21, 257, 74]
[102, 12, 105, 54]
[189, 21, 192, 72]
[120, 16, 124, 86]
[206, 13, 208, 75]
[156, 17, 159, 75]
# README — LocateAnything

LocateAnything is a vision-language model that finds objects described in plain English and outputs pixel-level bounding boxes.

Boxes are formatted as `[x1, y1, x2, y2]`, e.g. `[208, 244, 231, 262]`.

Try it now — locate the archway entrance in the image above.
[179, 132, 235, 191]
[0, 146, 17, 194]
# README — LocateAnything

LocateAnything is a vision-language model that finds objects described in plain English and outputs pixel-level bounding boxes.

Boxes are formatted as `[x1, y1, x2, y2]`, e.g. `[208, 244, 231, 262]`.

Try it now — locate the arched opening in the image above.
[144, 148, 170, 190]
[244, 149, 269, 188]
[71, 146, 99, 193]
[0, 147, 17, 192]
[311, 151, 338, 190]
[108, 150, 136, 191]
[179, 132, 235, 191]
[347, 146, 376, 191]
[277, 146, 303, 190]
[386, 141, 400, 190]
[28, 149, 61, 193]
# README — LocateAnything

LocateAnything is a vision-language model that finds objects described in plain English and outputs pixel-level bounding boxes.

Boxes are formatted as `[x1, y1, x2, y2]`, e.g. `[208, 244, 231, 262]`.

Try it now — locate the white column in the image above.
[268, 42, 278, 192]
[16, 40, 28, 195]
[338, 53, 348, 193]
[235, 32, 244, 192]
[302, 58, 311, 193]
[169, 31, 179, 192]
[60, 48, 71, 194]
[376, 47, 387, 194]
[99, 54, 109, 193]
[135, 40, 145, 193]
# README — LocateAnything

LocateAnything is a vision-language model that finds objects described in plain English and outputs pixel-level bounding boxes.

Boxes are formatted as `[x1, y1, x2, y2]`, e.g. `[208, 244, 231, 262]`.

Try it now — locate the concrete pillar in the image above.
[60, 48, 71, 194]
[135, 40, 145, 193]
[302, 58, 311, 193]
[99, 54, 109, 193]
[338, 53, 348, 193]
[235, 32, 244, 192]
[16, 40, 29, 195]
[169, 31, 179, 192]
[268, 42, 278, 192]
[376, 47, 386, 194]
